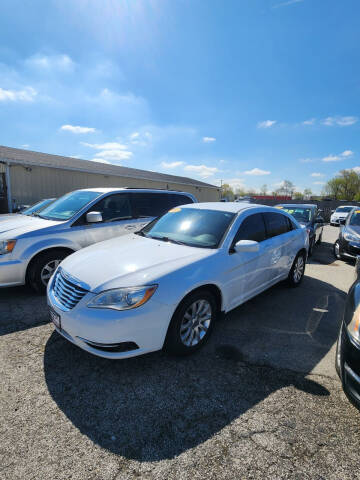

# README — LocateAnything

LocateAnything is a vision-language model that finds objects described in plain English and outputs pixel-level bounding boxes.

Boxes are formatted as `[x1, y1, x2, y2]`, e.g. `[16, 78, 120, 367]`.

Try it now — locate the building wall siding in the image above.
[9, 164, 220, 205]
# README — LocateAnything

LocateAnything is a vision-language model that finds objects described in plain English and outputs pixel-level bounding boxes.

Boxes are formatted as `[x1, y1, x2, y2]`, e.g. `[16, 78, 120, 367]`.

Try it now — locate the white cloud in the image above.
[184, 164, 219, 178]
[0, 86, 37, 102]
[299, 158, 314, 163]
[130, 132, 140, 140]
[60, 125, 97, 134]
[344, 166, 360, 174]
[311, 172, 324, 177]
[322, 116, 358, 127]
[313, 181, 325, 185]
[272, 0, 303, 8]
[322, 150, 354, 162]
[25, 54, 75, 72]
[257, 120, 276, 129]
[161, 161, 184, 169]
[94, 150, 133, 161]
[302, 118, 316, 125]
[21, 144, 30, 149]
[81, 142, 127, 150]
[91, 158, 111, 164]
[202, 136, 216, 143]
[244, 168, 271, 176]
[214, 178, 245, 190]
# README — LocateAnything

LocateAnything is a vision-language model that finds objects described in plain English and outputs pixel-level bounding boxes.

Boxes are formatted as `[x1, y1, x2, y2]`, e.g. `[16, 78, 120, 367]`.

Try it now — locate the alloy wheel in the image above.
[293, 256, 304, 283]
[40, 260, 61, 286]
[180, 299, 212, 347]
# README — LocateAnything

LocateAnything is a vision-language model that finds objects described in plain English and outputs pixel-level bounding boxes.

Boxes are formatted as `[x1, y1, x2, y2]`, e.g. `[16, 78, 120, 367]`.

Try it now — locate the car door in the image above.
[72, 193, 143, 247]
[263, 212, 297, 281]
[224, 212, 270, 309]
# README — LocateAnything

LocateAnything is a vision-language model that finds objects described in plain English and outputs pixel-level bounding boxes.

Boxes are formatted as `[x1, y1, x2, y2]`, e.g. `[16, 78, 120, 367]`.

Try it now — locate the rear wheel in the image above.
[287, 252, 306, 287]
[164, 290, 218, 356]
[28, 250, 69, 293]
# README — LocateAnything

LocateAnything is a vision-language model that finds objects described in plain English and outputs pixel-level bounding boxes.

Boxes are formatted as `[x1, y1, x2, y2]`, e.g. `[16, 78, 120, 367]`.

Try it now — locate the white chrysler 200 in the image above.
[47, 202, 308, 359]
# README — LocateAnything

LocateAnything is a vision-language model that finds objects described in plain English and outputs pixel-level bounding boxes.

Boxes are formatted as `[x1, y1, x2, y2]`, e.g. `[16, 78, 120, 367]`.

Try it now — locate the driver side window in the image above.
[89, 194, 132, 223]
[233, 213, 267, 246]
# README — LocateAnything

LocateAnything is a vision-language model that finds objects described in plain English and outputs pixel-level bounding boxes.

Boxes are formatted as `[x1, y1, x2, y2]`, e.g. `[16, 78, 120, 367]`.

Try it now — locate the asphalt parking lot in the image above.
[1, 225, 360, 480]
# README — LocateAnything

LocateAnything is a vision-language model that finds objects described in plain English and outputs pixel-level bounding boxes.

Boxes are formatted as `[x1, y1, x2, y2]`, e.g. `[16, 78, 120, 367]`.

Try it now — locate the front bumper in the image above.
[47, 286, 175, 359]
[0, 256, 26, 287]
[338, 238, 360, 259]
[337, 321, 360, 410]
[331, 217, 344, 225]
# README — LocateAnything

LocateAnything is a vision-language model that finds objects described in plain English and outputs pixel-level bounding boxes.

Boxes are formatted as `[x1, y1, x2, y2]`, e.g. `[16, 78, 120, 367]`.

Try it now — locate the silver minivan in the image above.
[0, 188, 197, 291]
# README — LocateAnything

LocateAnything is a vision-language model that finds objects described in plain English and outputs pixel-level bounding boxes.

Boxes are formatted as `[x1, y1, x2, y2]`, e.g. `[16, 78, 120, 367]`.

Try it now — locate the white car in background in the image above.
[0, 188, 196, 291]
[47, 202, 308, 359]
[330, 206, 358, 226]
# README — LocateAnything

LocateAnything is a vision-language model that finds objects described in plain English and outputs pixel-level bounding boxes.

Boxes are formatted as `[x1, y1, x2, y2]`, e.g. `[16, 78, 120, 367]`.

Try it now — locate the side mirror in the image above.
[86, 211, 103, 223]
[234, 239, 260, 253]
[339, 218, 346, 225]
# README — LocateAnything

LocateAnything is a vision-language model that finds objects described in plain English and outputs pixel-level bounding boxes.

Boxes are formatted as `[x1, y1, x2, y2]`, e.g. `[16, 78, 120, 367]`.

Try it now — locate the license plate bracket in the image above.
[49, 307, 61, 330]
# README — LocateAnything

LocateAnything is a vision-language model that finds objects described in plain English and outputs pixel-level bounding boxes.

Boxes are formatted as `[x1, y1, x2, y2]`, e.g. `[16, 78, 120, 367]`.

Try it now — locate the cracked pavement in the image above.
[1, 225, 360, 479]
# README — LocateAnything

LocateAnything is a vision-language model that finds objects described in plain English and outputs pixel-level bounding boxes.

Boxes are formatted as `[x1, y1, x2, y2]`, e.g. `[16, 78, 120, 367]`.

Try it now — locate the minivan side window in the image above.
[233, 213, 267, 245]
[91, 194, 132, 222]
[263, 212, 290, 238]
[167, 193, 193, 209]
[131, 193, 170, 218]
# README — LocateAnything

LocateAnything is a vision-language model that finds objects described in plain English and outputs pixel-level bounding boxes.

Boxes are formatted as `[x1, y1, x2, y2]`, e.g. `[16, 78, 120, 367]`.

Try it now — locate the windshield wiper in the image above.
[149, 235, 186, 245]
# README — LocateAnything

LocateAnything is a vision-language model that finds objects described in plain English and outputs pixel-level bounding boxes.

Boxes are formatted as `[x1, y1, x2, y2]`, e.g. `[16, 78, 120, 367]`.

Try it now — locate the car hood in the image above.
[59, 234, 214, 292]
[332, 212, 349, 217]
[0, 215, 60, 238]
[347, 226, 360, 238]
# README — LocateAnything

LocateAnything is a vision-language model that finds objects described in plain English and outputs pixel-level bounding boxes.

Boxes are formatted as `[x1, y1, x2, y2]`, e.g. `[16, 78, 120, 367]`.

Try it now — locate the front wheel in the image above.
[28, 249, 69, 293]
[287, 252, 306, 287]
[334, 240, 343, 261]
[164, 290, 218, 356]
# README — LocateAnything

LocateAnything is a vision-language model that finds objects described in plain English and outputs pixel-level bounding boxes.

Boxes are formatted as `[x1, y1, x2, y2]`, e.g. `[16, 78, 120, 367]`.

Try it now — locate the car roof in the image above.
[276, 203, 316, 208]
[180, 202, 276, 213]
[75, 188, 194, 195]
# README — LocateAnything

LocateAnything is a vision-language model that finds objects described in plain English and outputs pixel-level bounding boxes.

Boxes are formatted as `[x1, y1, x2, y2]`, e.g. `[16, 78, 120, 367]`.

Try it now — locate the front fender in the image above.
[21, 237, 82, 266]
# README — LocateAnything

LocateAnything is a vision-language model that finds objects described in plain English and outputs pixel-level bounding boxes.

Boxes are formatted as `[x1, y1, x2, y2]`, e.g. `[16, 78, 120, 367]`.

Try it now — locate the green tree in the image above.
[221, 183, 235, 201]
[303, 188, 312, 199]
[275, 180, 295, 197]
[324, 170, 360, 200]
[293, 191, 304, 200]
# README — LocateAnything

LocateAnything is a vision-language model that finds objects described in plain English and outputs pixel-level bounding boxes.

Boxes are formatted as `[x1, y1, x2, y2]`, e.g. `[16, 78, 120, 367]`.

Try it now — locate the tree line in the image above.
[221, 181, 312, 201]
[322, 169, 360, 201]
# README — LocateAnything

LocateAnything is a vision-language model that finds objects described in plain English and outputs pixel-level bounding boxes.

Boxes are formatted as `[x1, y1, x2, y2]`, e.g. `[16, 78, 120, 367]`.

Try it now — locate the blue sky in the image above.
[0, 0, 359, 194]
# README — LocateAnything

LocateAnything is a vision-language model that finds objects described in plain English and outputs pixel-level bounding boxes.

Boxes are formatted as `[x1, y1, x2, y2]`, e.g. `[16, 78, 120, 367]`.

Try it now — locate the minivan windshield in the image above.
[139, 207, 235, 248]
[336, 206, 354, 213]
[21, 198, 55, 216]
[38, 191, 101, 221]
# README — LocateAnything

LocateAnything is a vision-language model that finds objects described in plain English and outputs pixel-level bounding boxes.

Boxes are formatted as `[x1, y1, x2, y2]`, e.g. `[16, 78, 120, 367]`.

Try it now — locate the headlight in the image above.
[346, 306, 360, 345]
[344, 232, 359, 242]
[0, 240, 16, 255]
[87, 285, 158, 310]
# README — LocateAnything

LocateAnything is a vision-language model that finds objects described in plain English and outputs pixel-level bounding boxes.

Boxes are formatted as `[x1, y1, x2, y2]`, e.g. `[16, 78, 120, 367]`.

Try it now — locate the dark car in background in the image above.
[276, 204, 324, 256]
[334, 208, 360, 261]
[336, 256, 360, 411]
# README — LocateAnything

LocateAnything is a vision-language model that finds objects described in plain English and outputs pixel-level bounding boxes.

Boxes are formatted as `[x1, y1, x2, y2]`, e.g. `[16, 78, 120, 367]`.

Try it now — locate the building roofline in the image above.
[0, 145, 219, 191]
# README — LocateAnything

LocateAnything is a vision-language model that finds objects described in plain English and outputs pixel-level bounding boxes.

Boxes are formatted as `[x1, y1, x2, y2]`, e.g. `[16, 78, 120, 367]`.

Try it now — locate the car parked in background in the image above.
[0, 188, 196, 291]
[275, 204, 324, 256]
[0, 198, 56, 220]
[47, 202, 308, 360]
[334, 208, 360, 261]
[336, 256, 360, 411]
[330, 206, 358, 226]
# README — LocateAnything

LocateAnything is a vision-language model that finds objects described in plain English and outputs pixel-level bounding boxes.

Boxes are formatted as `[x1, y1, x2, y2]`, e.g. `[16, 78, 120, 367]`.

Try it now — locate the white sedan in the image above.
[47, 202, 308, 359]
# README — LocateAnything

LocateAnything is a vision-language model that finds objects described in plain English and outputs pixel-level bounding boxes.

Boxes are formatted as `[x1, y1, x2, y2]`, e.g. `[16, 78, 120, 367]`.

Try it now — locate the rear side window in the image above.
[131, 193, 171, 218]
[233, 213, 267, 244]
[263, 212, 290, 238]
[167, 193, 193, 209]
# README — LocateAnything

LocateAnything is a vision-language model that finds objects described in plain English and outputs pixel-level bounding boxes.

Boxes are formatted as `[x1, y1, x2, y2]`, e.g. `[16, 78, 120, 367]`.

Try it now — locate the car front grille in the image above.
[52, 268, 88, 310]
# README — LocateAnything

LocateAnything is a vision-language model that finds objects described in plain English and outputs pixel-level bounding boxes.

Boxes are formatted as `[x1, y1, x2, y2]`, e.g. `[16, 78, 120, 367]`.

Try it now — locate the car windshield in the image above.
[139, 207, 235, 248]
[348, 210, 360, 226]
[336, 206, 354, 213]
[280, 207, 312, 223]
[38, 191, 101, 221]
[21, 198, 55, 215]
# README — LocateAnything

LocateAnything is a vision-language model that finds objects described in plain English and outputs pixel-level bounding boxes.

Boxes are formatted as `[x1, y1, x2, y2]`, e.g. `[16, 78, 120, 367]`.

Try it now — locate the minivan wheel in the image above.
[287, 252, 306, 287]
[164, 290, 217, 356]
[28, 250, 69, 293]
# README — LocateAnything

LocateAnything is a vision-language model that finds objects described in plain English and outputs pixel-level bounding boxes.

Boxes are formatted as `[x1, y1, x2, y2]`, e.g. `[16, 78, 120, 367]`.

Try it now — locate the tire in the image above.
[28, 249, 69, 293]
[164, 289, 218, 356]
[308, 237, 315, 257]
[334, 240, 343, 261]
[287, 252, 306, 287]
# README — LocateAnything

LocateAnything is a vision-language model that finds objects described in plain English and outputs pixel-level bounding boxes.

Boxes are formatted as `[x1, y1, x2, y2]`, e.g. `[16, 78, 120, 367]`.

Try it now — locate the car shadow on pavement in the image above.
[0, 285, 48, 336]
[43, 274, 346, 461]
